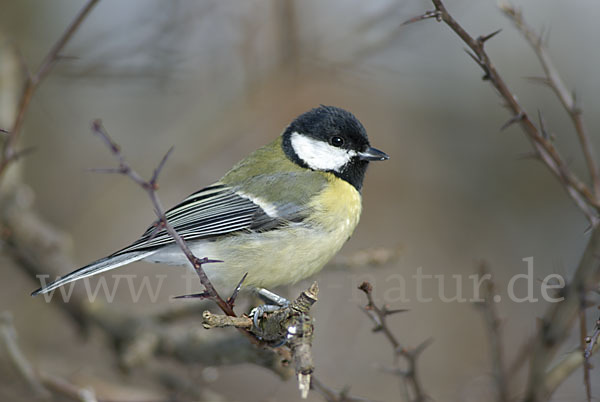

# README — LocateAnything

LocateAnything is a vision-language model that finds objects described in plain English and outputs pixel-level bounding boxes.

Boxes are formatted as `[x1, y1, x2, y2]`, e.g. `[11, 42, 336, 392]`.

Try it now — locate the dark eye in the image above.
[329, 136, 344, 147]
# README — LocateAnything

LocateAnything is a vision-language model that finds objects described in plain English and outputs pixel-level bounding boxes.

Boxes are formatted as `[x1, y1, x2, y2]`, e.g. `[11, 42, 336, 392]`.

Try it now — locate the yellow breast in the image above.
[307, 172, 362, 236]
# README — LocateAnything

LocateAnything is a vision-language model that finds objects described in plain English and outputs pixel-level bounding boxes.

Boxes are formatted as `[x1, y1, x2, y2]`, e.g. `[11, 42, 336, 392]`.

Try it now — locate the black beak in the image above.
[358, 146, 389, 161]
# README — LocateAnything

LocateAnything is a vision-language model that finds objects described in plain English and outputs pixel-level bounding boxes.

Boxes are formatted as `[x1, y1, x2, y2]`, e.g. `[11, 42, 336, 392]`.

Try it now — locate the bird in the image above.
[32, 105, 389, 297]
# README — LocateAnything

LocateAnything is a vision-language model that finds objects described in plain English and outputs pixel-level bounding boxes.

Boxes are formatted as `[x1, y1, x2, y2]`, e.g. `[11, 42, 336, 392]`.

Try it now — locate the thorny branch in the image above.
[406, 0, 600, 225]
[496, 8, 600, 393]
[499, 3, 600, 200]
[358, 282, 429, 402]
[0, 0, 100, 180]
[404, 1, 600, 400]
[90, 120, 240, 320]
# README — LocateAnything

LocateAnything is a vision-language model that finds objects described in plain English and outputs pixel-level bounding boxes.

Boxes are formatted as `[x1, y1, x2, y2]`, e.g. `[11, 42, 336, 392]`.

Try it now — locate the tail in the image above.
[31, 250, 156, 296]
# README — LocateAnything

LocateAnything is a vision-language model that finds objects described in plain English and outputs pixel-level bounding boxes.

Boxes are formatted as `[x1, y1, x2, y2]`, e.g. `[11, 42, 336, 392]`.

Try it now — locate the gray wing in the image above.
[114, 183, 304, 254]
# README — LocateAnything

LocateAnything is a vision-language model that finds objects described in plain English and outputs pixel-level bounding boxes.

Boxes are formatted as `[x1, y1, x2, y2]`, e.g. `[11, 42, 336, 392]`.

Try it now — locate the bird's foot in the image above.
[249, 288, 290, 330]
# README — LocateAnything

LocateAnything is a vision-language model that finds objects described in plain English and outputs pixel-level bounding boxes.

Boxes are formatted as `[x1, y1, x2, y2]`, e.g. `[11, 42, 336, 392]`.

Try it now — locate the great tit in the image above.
[32, 105, 388, 296]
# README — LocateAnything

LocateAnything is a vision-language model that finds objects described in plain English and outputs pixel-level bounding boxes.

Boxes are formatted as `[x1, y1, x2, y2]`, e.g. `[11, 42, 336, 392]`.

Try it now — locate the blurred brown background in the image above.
[1, 0, 599, 401]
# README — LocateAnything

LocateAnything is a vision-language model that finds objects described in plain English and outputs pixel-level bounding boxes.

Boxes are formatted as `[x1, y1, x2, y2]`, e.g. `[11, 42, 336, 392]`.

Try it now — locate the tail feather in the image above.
[31, 250, 156, 296]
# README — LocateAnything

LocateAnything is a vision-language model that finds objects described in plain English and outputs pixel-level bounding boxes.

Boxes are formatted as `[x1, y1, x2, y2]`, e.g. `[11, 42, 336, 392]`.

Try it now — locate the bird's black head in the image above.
[282, 105, 388, 191]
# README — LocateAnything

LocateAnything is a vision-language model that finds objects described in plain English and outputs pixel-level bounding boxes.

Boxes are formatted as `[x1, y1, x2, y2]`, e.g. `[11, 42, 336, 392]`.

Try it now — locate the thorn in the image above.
[383, 308, 409, 316]
[400, 10, 440, 26]
[227, 272, 248, 308]
[463, 48, 491, 79]
[147, 219, 166, 242]
[478, 29, 502, 44]
[198, 257, 223, 265]
[413, 337, 434, 356]
[173, 291, 212, 300]
[192, 257, 223, 270]
[151, 146, 175, 186]
[464, 48, 483, 67]
[500, 112, 525, 131]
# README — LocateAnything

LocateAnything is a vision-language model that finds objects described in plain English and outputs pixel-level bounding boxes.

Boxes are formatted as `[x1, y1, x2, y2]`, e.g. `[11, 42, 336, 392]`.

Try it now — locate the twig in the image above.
[500, 3, 600, 200]
[37, 373, 98, 402]
[407, 0, 600, 225]
[311, 377, 373, 402]
[0, 0, 100, 179]
[544, 341, 599, 398]
[0, 311, 103, 401]
[358, 282, 428, 402]
[474, 264, 509, 402]
[0, 312, 49, 397]
[584, 314, 600, 360]
[525, 229, 600, 401]
[494, 12, 600, 394]
[90, 120, 236, 317]
[579, 305, 592, 401]
[202, 311, 253, 329]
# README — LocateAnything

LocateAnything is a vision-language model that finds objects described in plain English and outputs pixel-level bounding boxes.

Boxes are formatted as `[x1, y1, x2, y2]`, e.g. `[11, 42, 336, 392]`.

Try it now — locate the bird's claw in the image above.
[250, 288, 291, 330]
[250, 304, 281, 329]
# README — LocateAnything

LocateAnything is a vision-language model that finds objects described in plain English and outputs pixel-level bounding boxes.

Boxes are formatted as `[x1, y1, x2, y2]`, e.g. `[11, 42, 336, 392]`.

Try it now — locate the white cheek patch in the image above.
[290, 132, 356, 172]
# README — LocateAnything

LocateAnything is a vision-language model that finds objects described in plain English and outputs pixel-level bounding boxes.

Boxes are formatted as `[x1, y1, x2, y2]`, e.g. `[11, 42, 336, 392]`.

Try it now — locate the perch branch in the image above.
[203, 282, 319, 399]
